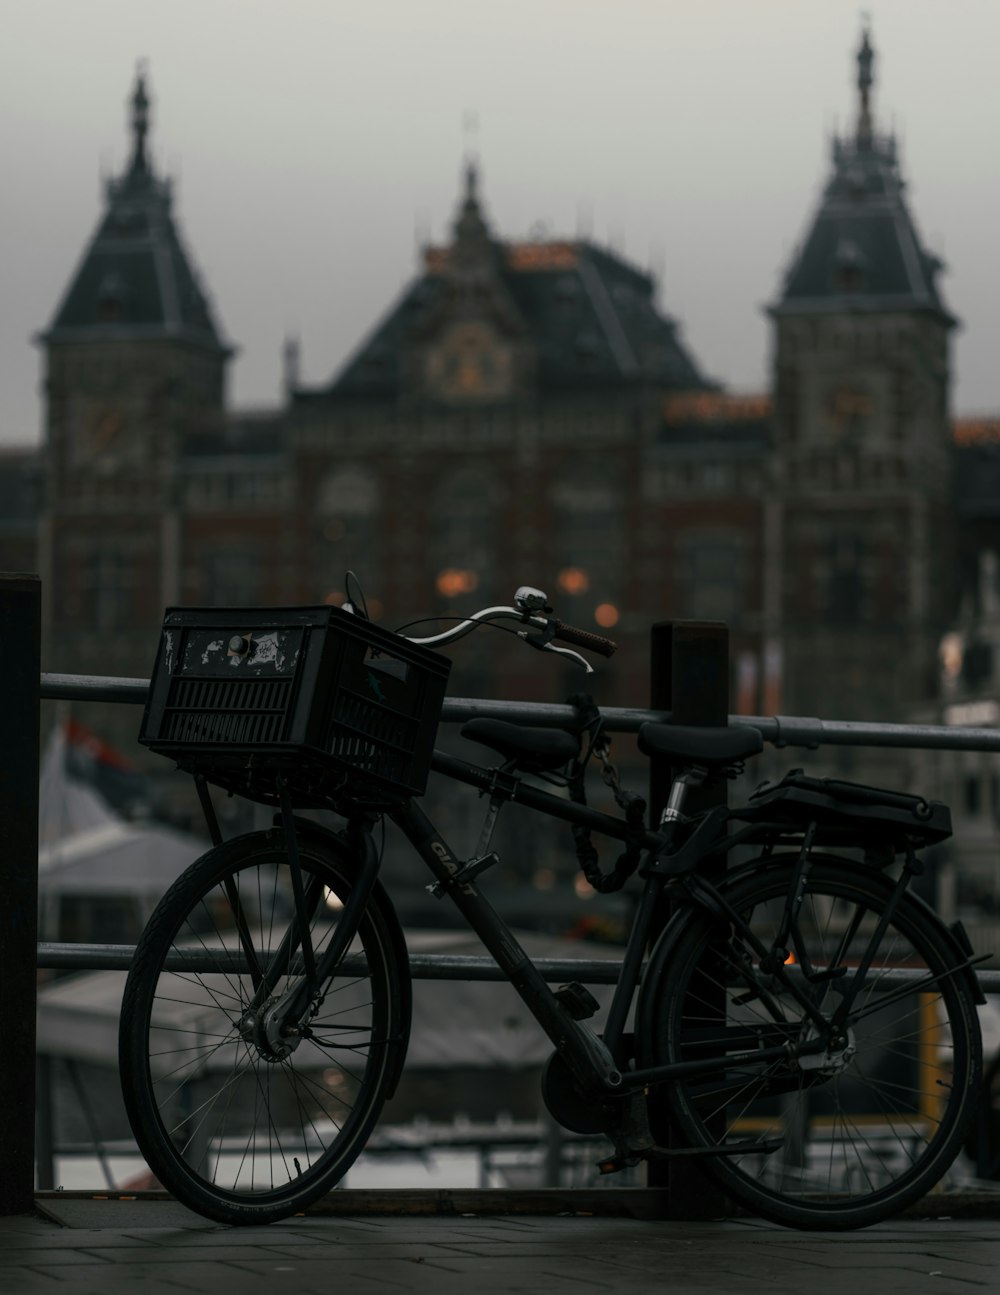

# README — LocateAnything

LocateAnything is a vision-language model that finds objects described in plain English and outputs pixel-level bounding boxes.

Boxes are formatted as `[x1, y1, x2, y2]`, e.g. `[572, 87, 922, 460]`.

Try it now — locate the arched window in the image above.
[550, 460, 623, 616]
[431, 467, 501, 610]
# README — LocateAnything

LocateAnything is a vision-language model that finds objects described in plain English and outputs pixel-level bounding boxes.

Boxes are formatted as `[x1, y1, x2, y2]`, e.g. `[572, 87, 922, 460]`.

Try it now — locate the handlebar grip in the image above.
[551, 619, 617, 658]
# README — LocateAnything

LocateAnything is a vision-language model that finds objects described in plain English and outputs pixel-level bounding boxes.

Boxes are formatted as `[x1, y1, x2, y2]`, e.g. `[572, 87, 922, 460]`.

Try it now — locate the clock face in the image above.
[424, 322, 513, 401]
[86, 408, 123, 463]
[825, 384, 872, 441]
[92, 409, 122, 449]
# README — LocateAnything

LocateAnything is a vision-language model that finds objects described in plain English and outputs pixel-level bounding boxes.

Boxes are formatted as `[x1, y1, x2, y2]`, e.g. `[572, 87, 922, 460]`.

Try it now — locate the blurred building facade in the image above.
[3, 30, 997, 789]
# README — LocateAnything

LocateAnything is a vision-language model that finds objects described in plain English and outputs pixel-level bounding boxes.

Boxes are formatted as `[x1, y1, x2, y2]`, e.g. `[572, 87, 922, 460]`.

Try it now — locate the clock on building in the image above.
[825, 383, 872, 441]
[424, 321, 513, 401]
[88, 407, 123, 458]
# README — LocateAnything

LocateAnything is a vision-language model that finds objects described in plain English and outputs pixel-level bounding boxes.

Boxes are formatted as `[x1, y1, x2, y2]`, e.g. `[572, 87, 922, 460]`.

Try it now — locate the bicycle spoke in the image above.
[120, 834, 404, 1222]
[654, 859, 980, 1228]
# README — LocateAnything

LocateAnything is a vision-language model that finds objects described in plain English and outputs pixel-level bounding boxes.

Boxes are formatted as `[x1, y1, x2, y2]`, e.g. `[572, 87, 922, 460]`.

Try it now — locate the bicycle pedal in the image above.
[597, 1153, 638, 1175]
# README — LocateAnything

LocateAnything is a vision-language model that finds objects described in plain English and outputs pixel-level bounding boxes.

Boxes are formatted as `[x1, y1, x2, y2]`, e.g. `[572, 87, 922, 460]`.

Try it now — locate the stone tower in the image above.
[37, 68, 231, 685]
[769, 28, 956, 725]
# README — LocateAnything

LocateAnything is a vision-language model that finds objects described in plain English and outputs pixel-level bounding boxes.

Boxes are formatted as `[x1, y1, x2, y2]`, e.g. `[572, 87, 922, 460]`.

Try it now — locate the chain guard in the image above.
[541, 1051, 613, 1135]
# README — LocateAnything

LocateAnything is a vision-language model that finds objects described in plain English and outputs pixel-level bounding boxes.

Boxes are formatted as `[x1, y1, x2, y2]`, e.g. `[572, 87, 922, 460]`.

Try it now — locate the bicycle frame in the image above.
[246, 743, 958, 1121]
[267, 746, 837, 1109]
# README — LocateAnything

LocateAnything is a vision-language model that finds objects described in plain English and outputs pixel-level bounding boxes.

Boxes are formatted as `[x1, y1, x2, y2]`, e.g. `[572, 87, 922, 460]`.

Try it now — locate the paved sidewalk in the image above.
[2, 1195, 999, 1294]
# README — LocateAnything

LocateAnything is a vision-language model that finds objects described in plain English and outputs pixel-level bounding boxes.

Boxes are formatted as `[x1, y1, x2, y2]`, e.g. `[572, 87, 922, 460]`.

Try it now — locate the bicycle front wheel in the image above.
[119, 827, 409, 1225]
[643, 858, 981, 1229]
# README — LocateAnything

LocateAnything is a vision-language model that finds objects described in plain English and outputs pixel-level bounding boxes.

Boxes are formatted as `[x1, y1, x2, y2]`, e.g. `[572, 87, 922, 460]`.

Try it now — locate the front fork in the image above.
[241, 809, 384, 1040]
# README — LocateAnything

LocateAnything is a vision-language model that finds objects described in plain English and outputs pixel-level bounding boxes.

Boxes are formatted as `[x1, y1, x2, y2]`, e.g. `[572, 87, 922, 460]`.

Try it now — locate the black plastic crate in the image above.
[139, 605, 451, 807]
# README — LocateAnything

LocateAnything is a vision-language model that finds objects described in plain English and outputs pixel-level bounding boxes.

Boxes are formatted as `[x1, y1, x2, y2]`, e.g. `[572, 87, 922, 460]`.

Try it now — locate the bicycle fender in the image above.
[634, 902, 706, 1067]
[636, 856, 986, 1066]
[276, 814, 414, 1097]
[723, 852, 987, 1007]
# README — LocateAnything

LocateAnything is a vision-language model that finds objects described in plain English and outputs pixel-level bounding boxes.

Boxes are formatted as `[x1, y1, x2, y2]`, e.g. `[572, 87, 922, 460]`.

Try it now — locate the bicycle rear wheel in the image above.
[119, 827, 409, 1225]
[642, 858, 981, 1229]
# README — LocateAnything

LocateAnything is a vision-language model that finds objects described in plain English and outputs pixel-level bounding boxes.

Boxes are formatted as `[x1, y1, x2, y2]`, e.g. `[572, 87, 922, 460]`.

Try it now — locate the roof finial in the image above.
[283, 333, 300, 397]
[464, 156, 479, 204]
[461, 109, 480, 203]
[129, 61, 151, 175]
[856, 21, 874, 149]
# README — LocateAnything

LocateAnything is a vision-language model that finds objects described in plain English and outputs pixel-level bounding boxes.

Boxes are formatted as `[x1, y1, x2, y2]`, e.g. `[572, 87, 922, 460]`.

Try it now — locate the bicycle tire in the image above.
[639, 857, 981, 1229]
[119, 826, 410, 1225]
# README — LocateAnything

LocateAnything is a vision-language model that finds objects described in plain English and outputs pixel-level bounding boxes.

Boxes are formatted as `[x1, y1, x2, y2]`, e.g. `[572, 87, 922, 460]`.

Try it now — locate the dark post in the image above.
[0, 574, 41, 1214]
[647, 619, 729, 1217]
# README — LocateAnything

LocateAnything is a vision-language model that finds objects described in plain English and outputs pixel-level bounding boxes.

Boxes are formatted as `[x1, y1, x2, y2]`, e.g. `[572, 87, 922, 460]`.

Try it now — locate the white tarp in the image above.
[37, 722, 208, 899]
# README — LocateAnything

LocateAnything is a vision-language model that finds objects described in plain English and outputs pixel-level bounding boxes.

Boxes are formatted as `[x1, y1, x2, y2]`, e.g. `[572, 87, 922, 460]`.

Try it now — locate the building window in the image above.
[827, 531, 868, 623]
[431, 468, 501, 607]
[90, 546, 133, 631]
[202, 548, 260, 606]
[677, 528, 747, 622]
[551, 461, 623, 609]
[315, 465, 382, 601]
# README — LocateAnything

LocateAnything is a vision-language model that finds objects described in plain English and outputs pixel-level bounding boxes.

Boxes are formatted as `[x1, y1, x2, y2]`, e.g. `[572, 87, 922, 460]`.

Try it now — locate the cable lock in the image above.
[566, 693, 647, 894]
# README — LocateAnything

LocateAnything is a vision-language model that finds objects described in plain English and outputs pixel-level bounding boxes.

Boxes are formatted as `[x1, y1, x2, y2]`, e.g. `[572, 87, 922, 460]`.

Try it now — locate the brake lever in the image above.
[516, 631, 593, 674]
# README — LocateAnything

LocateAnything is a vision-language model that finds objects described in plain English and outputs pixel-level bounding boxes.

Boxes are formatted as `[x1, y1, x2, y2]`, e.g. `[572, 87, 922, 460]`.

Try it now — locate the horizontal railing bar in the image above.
[37, 673, 1000, 751]
[36, 943, 625, 983]
[34, 942, 1000, 987]
[40, 673, 150, 704]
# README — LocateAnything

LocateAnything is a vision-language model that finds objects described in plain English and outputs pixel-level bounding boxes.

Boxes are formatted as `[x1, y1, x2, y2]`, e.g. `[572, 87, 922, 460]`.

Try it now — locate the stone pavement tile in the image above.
[36, 1198, 217, 1230]
[263, 1241, 497, 1260]
[0, 1213, 59, 1236]
[0, 1276, 65, 1294]
[82, 1245, 287, 1265]
[410, 1254, 630, 1281]
[1, 1230, 162, 1249]
[0, 1232, 159, 1253]
[31, 1260, 321, 1292]
[135, 1226, 311, 1247]
[221, 1258, 444, 1290]
[924, 1250, 999, 1268]
[0, 1250, 115, 1267]
[386, 1259, 618, 1292]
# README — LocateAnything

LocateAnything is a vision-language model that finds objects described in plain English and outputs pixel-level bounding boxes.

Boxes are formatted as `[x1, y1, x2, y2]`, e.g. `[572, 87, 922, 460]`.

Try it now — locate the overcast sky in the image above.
[2, 0, 998, 446]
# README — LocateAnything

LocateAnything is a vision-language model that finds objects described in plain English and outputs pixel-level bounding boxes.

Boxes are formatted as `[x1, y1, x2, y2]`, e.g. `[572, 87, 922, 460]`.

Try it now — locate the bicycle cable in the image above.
[566, 693, 647, 894]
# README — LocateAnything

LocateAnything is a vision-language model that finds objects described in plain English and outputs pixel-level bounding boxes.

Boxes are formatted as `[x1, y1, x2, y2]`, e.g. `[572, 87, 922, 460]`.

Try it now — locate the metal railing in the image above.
[38, 669, 1000, 751]
[7, 581, 1000, 1214]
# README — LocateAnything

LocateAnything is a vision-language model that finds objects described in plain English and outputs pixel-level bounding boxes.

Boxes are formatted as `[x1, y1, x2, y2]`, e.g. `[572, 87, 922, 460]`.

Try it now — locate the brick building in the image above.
[4, 29, 995, 788]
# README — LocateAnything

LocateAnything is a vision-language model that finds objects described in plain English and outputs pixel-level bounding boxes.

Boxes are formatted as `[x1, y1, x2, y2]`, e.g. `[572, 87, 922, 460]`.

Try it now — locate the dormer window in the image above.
[833, 238, 866, 293]
[96, 270, 129, 322]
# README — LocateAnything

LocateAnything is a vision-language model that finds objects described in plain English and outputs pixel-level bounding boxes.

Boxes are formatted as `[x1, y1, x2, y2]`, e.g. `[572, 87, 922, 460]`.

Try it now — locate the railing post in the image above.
[0, 574, 41, 1214]
[647, 619, 730, 1217]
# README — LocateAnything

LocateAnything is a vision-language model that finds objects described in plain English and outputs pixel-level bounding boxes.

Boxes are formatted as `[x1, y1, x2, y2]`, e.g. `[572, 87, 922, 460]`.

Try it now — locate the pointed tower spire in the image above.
[129, 62, 151, 176]
[42, 65, 230, 354]
[453, 158, 489, 243]
[856, 24, 875, 150]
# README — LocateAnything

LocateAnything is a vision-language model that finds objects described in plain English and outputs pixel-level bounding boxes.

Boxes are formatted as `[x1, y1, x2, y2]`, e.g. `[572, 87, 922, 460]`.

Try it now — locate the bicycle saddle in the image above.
[460, 718, 579, 772]
[638, 722, 762, 765]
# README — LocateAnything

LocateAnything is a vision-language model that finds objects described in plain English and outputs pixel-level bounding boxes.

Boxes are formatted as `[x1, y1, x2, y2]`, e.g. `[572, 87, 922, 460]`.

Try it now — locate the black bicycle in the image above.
[118, 585, 985, 1230]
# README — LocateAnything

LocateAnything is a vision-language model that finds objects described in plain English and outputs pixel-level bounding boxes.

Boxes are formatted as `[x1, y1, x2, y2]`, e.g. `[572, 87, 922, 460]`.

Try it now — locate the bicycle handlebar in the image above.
[551, 619, 617, 658]
[398, 588, 617, 674]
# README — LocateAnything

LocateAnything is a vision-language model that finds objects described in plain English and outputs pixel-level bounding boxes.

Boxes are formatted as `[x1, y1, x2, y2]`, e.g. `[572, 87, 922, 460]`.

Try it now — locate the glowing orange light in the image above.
[784, 951, 796, 966]
[594, 603, 619, 629]
[436, 568, 479, 598]
[324, 590, 345, 606]
[557, 566, 590, 595]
